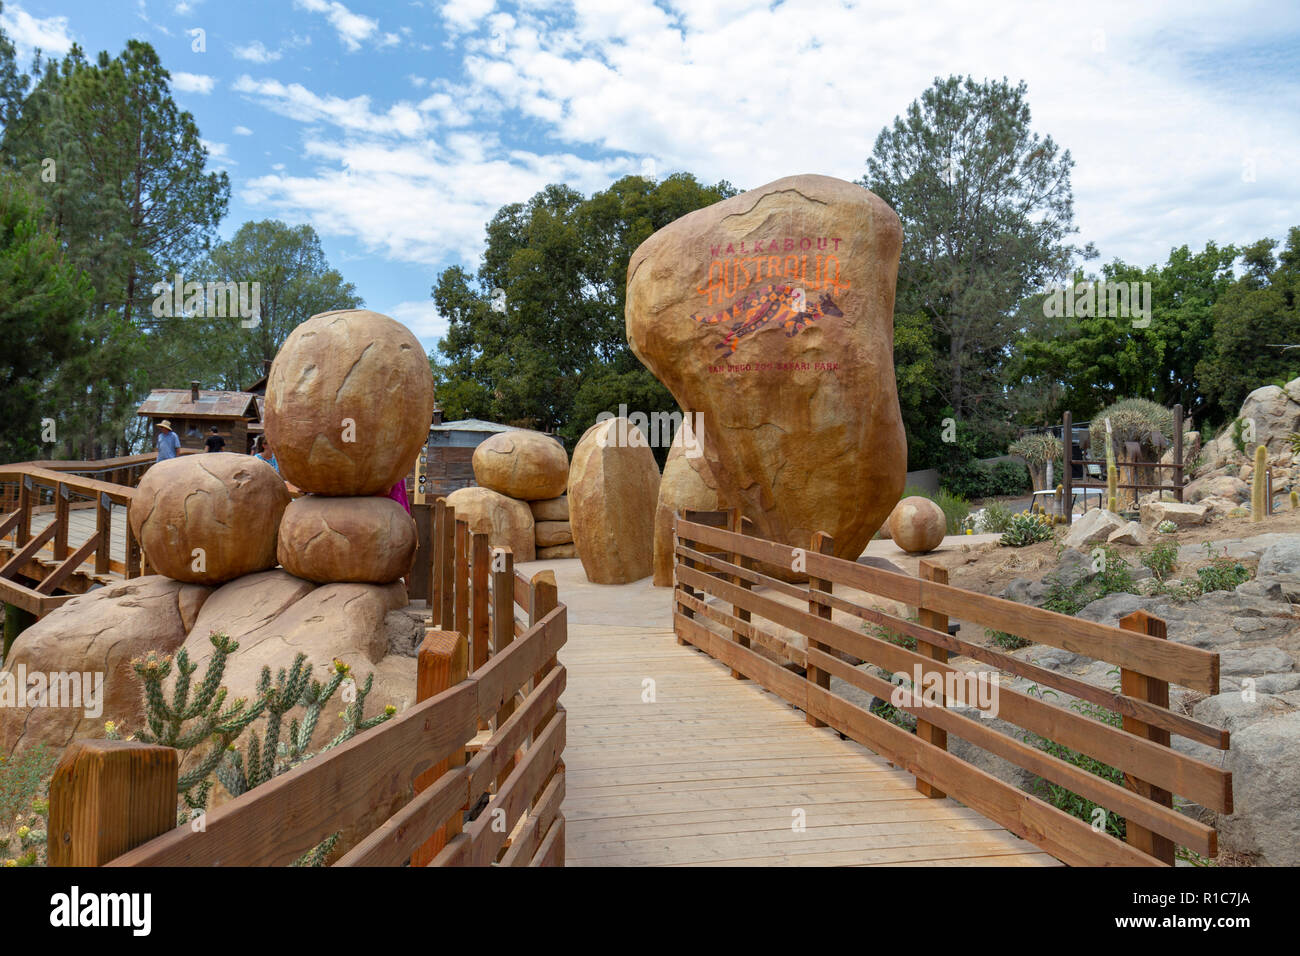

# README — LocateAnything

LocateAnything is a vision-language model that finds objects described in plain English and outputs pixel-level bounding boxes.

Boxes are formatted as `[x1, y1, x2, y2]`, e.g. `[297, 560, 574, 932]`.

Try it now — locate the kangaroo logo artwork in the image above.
[692, 236, 851, 357]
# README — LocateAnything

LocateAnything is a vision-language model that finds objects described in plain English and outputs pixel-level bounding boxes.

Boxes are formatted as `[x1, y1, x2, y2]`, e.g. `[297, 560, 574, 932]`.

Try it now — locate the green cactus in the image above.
[1290, 489, 1298, 511]
[1107, 464, 1119, 513]
[1251, 444, 1267, 521]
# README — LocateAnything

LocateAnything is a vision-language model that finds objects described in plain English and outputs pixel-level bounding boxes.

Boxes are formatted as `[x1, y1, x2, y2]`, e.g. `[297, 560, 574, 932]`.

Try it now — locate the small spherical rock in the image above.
[277, 496, 416, 584]
[887, 496, 946, 554]
[264, 309, 436, 496]
[472, 431, 569, 500]
[129, 455, 290, 585]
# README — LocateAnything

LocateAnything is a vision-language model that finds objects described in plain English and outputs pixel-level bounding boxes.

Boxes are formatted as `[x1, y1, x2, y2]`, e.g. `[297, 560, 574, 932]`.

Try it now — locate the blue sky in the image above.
[4, 0, 1299, 355]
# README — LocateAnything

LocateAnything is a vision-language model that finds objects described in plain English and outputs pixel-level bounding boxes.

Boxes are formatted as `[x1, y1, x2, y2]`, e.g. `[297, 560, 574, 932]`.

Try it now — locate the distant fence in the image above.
[672, 510, 1230, 866]
[47, 498, 567, 867]
[1062, 407, 1187, 520]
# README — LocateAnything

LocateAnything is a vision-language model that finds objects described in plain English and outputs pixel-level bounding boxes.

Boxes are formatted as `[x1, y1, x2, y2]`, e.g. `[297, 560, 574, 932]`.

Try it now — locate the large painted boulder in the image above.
[568, 417, 660, 584]
[264, 310, 436, 496]
[626, 174, 906, 564]
[0, 576, 210, 757]
[653, 425, 728, 587]
[130, 454, 290, 585]
[277, 496, 417, 584]
[472, 430, 569, 501]
[444, 486, 535, 562]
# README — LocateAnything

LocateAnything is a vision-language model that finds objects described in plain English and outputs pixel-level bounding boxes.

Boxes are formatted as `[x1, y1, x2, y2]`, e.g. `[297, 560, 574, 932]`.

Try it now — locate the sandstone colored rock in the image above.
[277, 496, 417, 584]
[130, 454, 290, 585]
[264, 310, 436, 496]
[0, 576, 210, 757]
[1140, 499, 1208, 530]
[472, 430, 569, 501]
[1063, 509, 1126, 549]
[569, 417, 660, 584]
[1106, 521, 1149, 547]
[529, 497, 570, 521]
[1185, 474, 1249, 504]
[538, 544, 577, 559]
[653, 428, 727, 586]
[534, 520, 573, 547]
[886, 496, 945, 554]
[626, 174, 906, 564]
[444, 486, 535, 562]
[1239, 383, 1300, 456]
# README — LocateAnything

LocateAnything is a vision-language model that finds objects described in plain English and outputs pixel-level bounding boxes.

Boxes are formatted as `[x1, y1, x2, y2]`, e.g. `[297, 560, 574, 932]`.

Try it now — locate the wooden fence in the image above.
[673, 510, 1231, 867]
[1062, 407, 1187, 520]
[0, 464, 143, 617]
[46, 498, 567, 867]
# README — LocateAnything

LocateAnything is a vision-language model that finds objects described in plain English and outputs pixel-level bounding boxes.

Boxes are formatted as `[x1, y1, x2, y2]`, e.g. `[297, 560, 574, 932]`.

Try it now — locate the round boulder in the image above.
[887, 496, 946, 554]
[264, 310, 436, 496]
[130, 454, 290, 585]
[444, 486, 535, 562]
[277, 496, 417, 584]
[472, 430, 569, 501]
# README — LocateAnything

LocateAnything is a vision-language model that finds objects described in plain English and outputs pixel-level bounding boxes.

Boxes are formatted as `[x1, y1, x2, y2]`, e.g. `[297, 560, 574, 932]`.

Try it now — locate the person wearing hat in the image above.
[156, 420, 181, 461]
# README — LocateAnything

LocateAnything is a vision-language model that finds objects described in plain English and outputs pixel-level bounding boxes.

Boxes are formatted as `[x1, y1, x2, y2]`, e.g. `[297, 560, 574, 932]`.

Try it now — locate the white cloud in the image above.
[0, 6, 74, 56]
[172, 72, 216, 94]
[294, 0, 380, 52]
[388, 299, 449, 345]
[441, 0, 496, 35]
[201, 140, 236, 166]
[234, 75, 429, 136]
[233, 125, 253, 136]
[233, 40, 282, 63]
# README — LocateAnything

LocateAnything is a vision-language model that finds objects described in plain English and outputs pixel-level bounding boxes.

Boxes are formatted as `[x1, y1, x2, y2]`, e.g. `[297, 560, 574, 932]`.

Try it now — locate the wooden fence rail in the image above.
[47, 497, 567, 867]
[673, 511, 1230, 867]
[0, 465, 142, 617]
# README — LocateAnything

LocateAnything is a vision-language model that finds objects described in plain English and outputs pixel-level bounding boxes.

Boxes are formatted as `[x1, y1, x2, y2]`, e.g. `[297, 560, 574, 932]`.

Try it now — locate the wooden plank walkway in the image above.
[537, 560, 1061, 867]
[26, 506, 130, 567]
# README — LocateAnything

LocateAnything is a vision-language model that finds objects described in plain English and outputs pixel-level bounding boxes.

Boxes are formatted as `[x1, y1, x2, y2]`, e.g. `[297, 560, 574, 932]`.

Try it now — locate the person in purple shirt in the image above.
[156, 420, 181, 461]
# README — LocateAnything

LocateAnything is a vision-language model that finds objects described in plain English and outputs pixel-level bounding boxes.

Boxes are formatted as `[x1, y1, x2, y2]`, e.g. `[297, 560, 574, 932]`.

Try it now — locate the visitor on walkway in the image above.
[204, 426, 226, 453]
[252, 435, 280, 473]
[156, 420, 180, 461]
[388, 477, 411, 514]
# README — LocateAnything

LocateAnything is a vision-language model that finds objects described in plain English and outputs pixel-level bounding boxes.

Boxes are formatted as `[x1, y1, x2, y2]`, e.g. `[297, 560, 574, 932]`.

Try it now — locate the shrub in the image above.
[1026, 692, 1127, 839]
[1041, 545, 1135, 615]
[1140, 542, 1178, 582]
[1197, 542, 1252, 593]
[980, 501, 1014, 534]
[987, 628, 1030, 650]
[0, 745, 55, 868]
[900, 485, 969, 534]
[999, 511, 1054, 547]
[989, 460, 1031, 496]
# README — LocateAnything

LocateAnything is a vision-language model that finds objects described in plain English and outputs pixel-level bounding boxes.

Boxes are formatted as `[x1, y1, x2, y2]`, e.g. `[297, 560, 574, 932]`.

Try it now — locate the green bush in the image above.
[900, 485, 970, 535]
[1140, 542, 1178, 582]
[989, 460, 1031, 496]
[980, 501, 1014, 533]
[1026, 692, 1127, 839]
[1041, 545, 1135, 615]
[1196, 542, 1252, 593]
[987, 628, 1031, 650]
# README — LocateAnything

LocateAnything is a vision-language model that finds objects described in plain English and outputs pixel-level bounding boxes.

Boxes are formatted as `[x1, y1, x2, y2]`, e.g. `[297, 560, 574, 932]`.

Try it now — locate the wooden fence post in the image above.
[440, 502, 455, 632]
[805, 531, 834, 728]
[95, 493, 112, 576]
[529, 569, 563, 800]
[53, 483, 70, 561]
[1172, 404, 1184, 503]
[915, 561, 951, 798]
[491, 547, 518, 790]
[429, 498, 445, 625]
[47, 740, 177, 867]
[674, 511, 693, 644]
[16, 474, 32, 546]
[1062, 411, 1073, 524]
[471, 531, 491, 675]
[410, 629, 470, 867]
[454, 519, 469, 639]
[1118, 610, 1176, 865]
[728, 510, 751, 680]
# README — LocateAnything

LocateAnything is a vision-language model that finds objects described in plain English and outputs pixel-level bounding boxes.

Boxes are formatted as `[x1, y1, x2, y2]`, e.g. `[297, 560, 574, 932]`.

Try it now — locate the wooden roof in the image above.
[137, 389, 259, 421]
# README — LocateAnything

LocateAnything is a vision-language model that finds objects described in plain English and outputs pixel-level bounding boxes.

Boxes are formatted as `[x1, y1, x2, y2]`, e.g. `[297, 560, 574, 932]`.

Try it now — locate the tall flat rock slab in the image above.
[626, 174, 906, 561]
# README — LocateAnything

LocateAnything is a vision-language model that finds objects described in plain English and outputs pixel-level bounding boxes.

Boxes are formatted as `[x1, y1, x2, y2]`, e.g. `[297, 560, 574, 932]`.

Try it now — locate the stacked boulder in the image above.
[447, 430, 571, 562]
[264, 309, 434, 584]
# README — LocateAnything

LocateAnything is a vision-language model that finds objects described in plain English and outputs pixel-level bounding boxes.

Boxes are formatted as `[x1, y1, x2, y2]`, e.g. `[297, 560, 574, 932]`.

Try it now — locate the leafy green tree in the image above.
[862, 75, 1089, 464]
[178, 220, 363, 390]
[1197, 228, 1300, 423]
[0, 173, 92, 461]
[1, 40, 230, 457]
[0, 2, 28, 131]
[432, 173, 737, 445]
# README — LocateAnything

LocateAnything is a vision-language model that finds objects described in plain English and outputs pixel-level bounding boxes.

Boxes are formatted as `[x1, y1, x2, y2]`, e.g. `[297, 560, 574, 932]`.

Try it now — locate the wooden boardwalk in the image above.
[542, 561, 1060, 867]
[28, 506, 130, 567]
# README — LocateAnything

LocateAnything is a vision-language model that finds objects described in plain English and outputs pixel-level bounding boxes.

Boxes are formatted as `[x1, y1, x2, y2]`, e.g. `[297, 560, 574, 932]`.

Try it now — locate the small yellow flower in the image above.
[16, 826, 29, 840]
[2, 859, 15, 868]
[104, 721, 116, 734]
[384, 705, 396, 716]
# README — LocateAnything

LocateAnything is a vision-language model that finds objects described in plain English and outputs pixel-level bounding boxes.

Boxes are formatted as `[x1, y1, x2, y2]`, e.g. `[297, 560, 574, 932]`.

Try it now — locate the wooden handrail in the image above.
[672, 511, 1231, 866]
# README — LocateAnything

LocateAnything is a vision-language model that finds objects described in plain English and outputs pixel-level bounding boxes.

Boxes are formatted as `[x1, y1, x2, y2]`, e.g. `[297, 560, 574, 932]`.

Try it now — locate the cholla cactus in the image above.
[1251, 444, 1267, 521]
[1107, 464, 1119, 513]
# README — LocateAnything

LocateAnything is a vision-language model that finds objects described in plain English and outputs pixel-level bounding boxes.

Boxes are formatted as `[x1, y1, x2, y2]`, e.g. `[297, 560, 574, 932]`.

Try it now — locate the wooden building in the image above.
[421, 410, 561, 499]
[136, 382, 260, 454]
